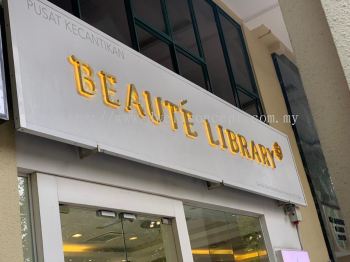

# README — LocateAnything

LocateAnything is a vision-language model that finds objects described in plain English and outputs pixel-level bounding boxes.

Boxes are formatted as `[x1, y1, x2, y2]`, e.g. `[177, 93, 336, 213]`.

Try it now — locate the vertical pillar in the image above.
[279, 0, 350, 260]
[0, 120, 23, 261]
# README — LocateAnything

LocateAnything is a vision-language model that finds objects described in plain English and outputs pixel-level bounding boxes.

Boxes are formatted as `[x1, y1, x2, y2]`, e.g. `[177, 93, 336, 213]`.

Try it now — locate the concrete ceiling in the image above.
[221, 0, 293, 51]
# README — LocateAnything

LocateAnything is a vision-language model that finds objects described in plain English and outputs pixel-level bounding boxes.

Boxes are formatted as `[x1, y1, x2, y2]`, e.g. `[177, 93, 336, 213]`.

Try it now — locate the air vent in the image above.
[86, 232, 122, 243]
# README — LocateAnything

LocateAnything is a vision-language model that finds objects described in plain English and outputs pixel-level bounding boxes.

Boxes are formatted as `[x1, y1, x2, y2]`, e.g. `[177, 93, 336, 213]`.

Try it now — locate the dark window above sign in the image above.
[47, 0, 264, 119]
[136, 27, 174, 71]
[79, 0, 132, 47]
[132, 0, 167, 33]
[48, 0, 74, 13]
[167, 0, 199, 56]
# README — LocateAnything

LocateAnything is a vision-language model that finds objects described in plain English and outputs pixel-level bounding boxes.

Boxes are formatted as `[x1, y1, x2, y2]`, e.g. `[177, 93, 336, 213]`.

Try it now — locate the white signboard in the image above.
[5, 0, 305, 205]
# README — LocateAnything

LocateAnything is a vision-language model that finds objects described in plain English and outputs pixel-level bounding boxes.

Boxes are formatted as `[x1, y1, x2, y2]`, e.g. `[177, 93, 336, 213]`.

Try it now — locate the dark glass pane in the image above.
[137, 27, 174, 71]
[220, 15, 256, 94]
[79, 0, 132, 47]
[60, 205, 178, 261]
[132, 0, 166, 33]
[238, 90, 260, 116]
[48, 0, 74, 13]
[184, 205, 269, 262]
[177, 51, 206, 89]
[18, 177, 35, 262]
[192, 0, 236, 105]
[273, 54, 338, 207]
[167, 0, 199, 55]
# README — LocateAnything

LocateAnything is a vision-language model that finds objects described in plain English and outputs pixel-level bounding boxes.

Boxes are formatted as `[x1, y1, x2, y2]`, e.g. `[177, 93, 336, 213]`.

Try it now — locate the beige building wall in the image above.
[0, 121, 23, 262]
[320, 0, 350, 90]
[279, 0, 350, 261]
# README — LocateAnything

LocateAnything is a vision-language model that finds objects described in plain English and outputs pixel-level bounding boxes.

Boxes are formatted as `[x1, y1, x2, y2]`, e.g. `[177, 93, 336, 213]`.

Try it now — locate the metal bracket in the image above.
[78, 145, 102, 159]
[277, 201, 296, 214]
[283, 203, 296, 215]
[207, 181, 224, 190]
[161, 218, 171, 225]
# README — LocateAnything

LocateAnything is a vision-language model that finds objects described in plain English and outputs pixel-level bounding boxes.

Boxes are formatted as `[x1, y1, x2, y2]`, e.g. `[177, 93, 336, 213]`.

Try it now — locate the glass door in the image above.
[60, 205, 178, 262]
[32, 174, 194, 262]
[183, 205, 269, 262]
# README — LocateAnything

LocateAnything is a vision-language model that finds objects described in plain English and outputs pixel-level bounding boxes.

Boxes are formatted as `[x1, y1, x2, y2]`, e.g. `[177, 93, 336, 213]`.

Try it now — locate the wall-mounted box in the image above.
[276, 250, 310, 262]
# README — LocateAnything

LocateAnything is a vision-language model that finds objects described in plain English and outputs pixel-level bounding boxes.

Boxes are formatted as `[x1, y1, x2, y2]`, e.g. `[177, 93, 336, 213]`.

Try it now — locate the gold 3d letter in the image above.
[225, 129, 239, 154]
[258, 144, 275, 168]
[98, 71, 120, 108]
[125, 84, 146, 118]
[216, 125, 227, 150]
[258, 144, 269, 166]
[163, 100, 179, 131]
[236, 134, 251, 159]
[203, 120, 219, 147]
[143, 91, 164, 125]
[250, 140, 262, 164]
[179, 100, 198, 139]
[68, 55, 96, 98]
[266, 148, 276, 169]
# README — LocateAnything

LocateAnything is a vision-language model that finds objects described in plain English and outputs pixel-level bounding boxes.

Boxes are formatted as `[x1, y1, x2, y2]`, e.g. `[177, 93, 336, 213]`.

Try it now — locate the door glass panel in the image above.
[122, 214, 178, 261]
[60, 205, 178, 262]
[18, 176, 35, 262]
[184, 205, 269, 262]
[60, 206, 126, 262]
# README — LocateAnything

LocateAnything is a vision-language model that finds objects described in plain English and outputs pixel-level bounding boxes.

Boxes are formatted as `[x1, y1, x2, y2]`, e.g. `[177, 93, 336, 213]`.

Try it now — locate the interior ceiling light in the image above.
[86, 232, 122, 243]
[72, 233, 83, 238]
[63, 244, 93, 253]
[141, 220, 161, 229]
[129, 236, 138, 240]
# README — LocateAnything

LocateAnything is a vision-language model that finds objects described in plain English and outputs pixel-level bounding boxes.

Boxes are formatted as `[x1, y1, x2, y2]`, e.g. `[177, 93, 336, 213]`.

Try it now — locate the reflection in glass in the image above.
[167, 0, 199, 55]
[61, 206, 126, 262]
[220, 15, 256, 94]
[192, 0, 236, 105]
[273, 53, 344, 259]
[18, 176, 35, 262]
[79, 0, 132, 47]
[60, 205, 178, 262]
[122, 214, 177, 262]
[137, 27, 174, 71]
[132, 0, 166, 33]
[177, 51, 206, 89]
[272, 54, 339, 208]
[184, 205, 269, 262]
